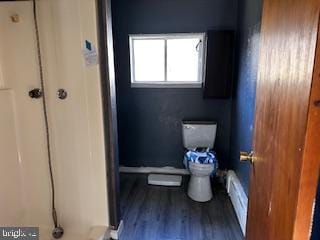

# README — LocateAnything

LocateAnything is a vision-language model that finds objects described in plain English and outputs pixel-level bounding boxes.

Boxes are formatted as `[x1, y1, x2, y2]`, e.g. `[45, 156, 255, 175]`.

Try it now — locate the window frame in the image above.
[129, 33, 207, 88]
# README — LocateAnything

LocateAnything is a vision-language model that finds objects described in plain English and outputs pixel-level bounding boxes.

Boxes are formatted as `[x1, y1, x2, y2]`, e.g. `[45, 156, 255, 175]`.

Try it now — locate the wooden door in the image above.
[246, 0, 320, 239]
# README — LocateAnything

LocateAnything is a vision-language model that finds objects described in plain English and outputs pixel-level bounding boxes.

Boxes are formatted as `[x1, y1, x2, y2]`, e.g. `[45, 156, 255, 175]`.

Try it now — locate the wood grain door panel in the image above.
[247, 0, 320, 239]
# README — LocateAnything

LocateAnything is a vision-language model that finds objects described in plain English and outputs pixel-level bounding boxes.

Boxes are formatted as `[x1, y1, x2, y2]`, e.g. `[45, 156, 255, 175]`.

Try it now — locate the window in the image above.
[129, 33, 206, 88]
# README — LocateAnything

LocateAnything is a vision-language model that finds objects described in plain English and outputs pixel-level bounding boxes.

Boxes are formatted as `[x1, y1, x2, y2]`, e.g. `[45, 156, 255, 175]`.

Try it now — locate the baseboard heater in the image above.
[226, 170, 248, 236]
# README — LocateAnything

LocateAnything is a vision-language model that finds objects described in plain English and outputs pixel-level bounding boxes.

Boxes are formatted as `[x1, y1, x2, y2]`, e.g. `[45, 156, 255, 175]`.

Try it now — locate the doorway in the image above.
[104, 0, 256, 239]
[100, 0, 320, 239]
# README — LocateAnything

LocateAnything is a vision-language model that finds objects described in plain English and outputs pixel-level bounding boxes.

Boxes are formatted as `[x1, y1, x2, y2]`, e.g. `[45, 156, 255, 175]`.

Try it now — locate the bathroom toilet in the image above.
[182, 121, 218, 202]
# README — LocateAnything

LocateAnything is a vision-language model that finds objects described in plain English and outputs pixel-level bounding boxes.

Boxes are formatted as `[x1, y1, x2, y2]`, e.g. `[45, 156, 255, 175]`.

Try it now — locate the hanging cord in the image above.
[32, 0, 59, 228]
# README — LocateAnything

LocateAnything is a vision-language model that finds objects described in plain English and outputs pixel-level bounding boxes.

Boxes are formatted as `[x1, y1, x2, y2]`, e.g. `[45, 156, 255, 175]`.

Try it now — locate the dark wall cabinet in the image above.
[203, 30, 235, 98]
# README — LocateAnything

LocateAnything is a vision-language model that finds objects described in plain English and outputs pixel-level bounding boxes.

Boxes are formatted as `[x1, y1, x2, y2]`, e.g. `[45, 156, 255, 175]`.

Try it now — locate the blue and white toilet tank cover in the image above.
[184, 149, 219, 174]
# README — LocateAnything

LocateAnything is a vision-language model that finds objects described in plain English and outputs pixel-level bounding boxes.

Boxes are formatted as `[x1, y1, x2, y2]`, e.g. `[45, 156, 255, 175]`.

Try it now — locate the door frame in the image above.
[96, 0, 121, 229]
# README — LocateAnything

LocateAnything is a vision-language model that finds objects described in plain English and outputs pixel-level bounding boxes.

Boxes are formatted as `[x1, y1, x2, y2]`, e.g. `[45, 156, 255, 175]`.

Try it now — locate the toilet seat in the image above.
[184, 149, 218, 176]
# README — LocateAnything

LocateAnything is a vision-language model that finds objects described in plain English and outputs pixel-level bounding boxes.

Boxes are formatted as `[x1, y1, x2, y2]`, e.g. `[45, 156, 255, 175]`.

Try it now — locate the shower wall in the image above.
[0, 1, 52, 228]
[0, 1, 109, 239]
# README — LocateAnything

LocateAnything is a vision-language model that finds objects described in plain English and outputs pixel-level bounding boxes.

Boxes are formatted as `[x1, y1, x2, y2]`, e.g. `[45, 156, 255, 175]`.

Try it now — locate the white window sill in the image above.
[131, 82, 202, 88]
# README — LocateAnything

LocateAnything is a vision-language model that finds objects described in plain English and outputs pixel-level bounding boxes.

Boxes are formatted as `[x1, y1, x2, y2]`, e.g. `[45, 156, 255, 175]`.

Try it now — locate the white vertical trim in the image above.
[164, 39, 168, 82]
[202, 34, 208, 86]
[129, 37, 135, 84]
[199, 33, 206, 83]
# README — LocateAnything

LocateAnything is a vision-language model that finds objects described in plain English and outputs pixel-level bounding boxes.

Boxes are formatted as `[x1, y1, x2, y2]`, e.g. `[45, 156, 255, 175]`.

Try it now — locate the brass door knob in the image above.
[240, 151, 256, 163]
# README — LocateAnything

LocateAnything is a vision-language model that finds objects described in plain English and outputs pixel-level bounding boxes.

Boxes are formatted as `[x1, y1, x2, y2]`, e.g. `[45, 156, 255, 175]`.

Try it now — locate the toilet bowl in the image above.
[187, 162, 215, 202]
[182, 121, 218, 202]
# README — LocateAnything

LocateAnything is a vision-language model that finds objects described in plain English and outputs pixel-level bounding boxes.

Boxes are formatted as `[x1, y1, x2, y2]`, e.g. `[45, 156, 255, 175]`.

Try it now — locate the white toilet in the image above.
[182, 121, 218, 202]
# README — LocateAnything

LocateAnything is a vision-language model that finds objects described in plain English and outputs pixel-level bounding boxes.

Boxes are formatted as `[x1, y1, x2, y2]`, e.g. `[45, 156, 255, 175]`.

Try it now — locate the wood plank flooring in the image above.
[120, 173, 244, 240]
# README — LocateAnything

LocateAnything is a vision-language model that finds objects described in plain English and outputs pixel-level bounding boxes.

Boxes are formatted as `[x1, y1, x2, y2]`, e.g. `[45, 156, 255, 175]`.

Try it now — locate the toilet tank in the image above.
[182, 121, 217, 149]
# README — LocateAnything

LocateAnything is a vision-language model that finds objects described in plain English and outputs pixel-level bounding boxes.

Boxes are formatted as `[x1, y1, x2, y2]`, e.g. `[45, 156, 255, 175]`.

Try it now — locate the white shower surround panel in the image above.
[0, 0, 109, 239]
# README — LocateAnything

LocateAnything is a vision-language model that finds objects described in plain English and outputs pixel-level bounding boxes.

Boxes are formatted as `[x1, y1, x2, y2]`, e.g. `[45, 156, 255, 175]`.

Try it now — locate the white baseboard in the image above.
[226, 170, 248, 236]
[119, 166, 190, 175]
[109, 220, 123, 240]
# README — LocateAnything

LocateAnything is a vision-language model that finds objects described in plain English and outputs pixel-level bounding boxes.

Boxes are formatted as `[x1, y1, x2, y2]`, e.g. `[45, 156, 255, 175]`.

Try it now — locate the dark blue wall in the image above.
[230, 0, 263, 194]
[112, 0, 238, 169]
[312, 181, 320, 239]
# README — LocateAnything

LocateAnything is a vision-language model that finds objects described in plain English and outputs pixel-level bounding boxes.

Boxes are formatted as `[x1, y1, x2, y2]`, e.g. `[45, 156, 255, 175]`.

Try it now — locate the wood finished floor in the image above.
[120, 173, 244, 240]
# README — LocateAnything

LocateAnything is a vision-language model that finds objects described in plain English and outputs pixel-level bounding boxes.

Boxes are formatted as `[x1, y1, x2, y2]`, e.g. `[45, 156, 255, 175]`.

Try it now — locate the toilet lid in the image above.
[184, 149, 217, 164]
